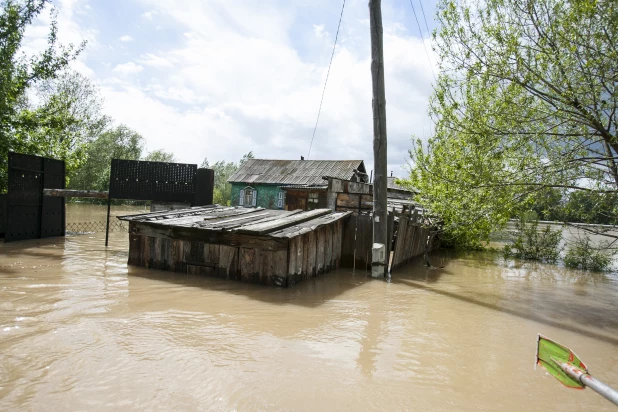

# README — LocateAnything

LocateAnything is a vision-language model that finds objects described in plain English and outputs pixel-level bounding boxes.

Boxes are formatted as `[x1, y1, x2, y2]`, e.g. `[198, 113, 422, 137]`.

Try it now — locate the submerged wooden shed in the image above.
[118, 206, 351, 287]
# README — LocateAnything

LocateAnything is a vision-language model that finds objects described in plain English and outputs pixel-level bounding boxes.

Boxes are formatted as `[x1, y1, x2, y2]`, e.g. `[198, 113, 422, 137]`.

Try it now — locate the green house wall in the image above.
[230, 183, 284, 210]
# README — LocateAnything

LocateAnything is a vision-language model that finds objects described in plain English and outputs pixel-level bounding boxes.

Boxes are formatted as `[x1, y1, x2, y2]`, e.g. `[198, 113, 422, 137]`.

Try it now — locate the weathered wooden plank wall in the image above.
[339, 210, 436, 271]
[340, 214, 373, 270]
[390, 211, 433, 271]
[285, 223, 341, 287]
[127, 219, 343, 287]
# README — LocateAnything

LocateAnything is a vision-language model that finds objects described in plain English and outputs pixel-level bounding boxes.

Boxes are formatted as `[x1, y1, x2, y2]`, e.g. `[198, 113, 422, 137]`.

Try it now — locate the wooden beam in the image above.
[236, 209, 332, 235]
[131, 221, 289, 251]
[43, 188, 109, 199]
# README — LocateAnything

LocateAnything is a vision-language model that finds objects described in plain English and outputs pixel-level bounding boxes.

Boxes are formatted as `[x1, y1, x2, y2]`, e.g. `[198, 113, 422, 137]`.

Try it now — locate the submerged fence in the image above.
[66, 221, 128, 234]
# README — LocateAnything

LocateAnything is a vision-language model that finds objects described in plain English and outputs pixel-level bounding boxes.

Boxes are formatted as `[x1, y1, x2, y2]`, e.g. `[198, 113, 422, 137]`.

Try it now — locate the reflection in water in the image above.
[1, 206, 618, 411]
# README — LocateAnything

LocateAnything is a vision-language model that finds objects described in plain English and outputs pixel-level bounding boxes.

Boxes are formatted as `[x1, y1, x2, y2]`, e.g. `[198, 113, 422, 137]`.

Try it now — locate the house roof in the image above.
[387, 176, 415, 192]
[228, 159, 366, 186]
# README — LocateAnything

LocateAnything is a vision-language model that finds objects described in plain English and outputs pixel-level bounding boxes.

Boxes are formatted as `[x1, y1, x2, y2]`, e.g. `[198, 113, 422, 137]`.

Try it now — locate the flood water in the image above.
[1, 205, 618, 411]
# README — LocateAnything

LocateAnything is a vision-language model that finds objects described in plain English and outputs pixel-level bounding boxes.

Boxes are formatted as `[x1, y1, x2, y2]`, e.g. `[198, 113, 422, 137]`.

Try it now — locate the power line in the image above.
[307, 0, 346, 160]
[408, 0, 437, 83]
[417, 0, 432, 40]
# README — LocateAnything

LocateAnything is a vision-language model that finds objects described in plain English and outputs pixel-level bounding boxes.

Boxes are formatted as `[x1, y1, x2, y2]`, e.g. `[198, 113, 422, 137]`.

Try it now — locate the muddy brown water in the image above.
[1, 205, 618, 411]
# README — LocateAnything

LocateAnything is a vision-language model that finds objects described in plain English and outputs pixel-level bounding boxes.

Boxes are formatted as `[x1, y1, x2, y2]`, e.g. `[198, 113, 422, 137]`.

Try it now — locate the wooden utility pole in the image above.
[369, 0, 388, 278]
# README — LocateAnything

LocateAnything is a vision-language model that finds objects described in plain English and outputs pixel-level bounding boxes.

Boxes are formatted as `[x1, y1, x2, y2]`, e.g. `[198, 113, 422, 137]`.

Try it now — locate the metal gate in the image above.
[5, 152, 65, 242]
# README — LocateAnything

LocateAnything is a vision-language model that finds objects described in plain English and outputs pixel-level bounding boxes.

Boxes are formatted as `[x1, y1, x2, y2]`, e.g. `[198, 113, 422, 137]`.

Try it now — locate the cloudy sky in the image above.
[25, 0, 439, 178]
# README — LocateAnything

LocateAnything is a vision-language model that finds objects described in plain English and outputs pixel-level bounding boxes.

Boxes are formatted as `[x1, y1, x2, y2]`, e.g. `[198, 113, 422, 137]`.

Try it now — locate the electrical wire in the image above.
[307, 0, 346, 160]
[408, 0, 437, 83]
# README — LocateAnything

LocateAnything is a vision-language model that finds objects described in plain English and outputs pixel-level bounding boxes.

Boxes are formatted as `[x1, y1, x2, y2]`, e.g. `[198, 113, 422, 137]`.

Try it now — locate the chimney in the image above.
[301, 156, 304, 160]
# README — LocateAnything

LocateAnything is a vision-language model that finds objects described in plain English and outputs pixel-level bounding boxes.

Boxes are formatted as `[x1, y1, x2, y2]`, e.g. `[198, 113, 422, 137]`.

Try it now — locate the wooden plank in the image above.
[272, 250, 287, 287]
[219, 245, 238, 280]
[203, 210, 299, 231]
[235, 209, 332, 235]
[316, 227, 326, 275]
[43, 188, 109, 199]
[200, 211, 275, 229]
[152, 237, 161, 268]
[392, 215, 408, 268]
[154, 208, 270, 228]
[296, 235, 304, 279]
[333, 220, 342, 268]
[170, 239, 180, 272]
[269, 212, 352, 238]
[209, 244, 220, 267]
[302, 232, 316, 279]
[324, 224, 333, 271]
[128, 234, 142, 266]
[119, 205, 222, 221]
[132, 222, 289, 252]
[143, 235, 151, 268]
[260, 250, 273, 286]
[387, 211, 395, 256]
[161, 238, 170, 270]
[240, 248, 256, 283]
[336, 193, 373, 210]
[340, 214, 356, 268]
[300, 233, 311, 280]
[288, 236, 297, 277]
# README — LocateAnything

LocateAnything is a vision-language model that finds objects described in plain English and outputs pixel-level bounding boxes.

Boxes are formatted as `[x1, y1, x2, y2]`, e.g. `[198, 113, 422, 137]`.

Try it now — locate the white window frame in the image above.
[240, 186, 257, 207]
[277, 191, 284, 208]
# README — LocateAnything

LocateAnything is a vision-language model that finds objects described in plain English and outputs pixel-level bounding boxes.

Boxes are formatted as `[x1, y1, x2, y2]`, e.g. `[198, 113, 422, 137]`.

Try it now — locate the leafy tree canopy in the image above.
[402, 0, 618, 248]
[0, 0, 85, 192]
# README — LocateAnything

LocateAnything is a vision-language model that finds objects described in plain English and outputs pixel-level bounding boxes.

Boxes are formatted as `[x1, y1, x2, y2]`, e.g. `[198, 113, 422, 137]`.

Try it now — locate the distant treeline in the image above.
[0, 1, 175, 194]
[529, 189, 618, 226]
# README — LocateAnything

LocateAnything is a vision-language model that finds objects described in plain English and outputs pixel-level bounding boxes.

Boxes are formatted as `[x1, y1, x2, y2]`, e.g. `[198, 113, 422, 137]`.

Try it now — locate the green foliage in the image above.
[0, 0, 85, 192]
[68, 125, 144, 192]
[201, 151, 253, 206]
[143, 149, 175, 163]
[503, 219, 562, 262]
[564, 236, 613, 272]
[402, 0, 618, 248]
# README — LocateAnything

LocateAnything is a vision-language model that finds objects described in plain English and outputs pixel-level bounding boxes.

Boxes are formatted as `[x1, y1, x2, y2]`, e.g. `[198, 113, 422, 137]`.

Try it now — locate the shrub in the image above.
[503, 219, 562, 262]
[564, 237, 613, 272]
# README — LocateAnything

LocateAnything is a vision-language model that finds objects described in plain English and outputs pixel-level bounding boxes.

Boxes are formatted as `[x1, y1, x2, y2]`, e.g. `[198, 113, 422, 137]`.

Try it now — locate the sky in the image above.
[24, 0, 439, 178]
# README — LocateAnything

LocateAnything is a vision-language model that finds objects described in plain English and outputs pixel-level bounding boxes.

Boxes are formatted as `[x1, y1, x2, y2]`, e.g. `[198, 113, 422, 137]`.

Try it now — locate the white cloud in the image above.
[138, 53, 174, 68]
[313, 24, 325, 38]
[25, 0, 438, 178]
[119, 35, 134, 42]
[142, 10, 158, 20]
[112, 62, 144, 75]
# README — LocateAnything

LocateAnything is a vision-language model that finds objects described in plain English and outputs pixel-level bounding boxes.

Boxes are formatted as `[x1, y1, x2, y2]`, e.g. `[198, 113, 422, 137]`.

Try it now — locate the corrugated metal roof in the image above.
[279, 184, 328, 190]
[228, 159, 365, 185]
[388, 176, 417, 193]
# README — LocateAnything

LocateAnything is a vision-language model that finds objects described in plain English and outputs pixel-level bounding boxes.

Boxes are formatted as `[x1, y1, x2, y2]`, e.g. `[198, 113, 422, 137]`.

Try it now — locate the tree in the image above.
[403, 0, 618, 247]
[201, 151, 253, 206]
[69, 125, 143, 192]
[143, 149, 175, 163]
[0, 0, 85, 192]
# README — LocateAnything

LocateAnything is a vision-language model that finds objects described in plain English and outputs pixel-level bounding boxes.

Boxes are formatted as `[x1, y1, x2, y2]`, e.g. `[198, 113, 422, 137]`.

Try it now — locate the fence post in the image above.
[105, 196, 111, 247]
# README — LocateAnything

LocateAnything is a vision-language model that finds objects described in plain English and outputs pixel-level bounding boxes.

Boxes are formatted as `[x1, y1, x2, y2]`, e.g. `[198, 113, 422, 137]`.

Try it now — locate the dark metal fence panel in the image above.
[5, 152, 65, 242]
[109, 160, 197, 203]
[41, 157, 66, 238]
[0, 194, 6, 236]
[194, 168, 215, 206]
[6, 153, 43, 242]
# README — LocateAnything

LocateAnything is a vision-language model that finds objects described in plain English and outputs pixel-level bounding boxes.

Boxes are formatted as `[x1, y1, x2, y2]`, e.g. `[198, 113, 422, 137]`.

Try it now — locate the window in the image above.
[277, 191, 284, 208]
[239, 187, 257, 207]
[307, 192, 319, 210]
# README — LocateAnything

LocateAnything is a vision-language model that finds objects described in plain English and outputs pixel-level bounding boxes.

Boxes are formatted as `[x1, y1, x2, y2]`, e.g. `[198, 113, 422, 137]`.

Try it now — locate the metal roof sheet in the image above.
[228, 159, 366, 185]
